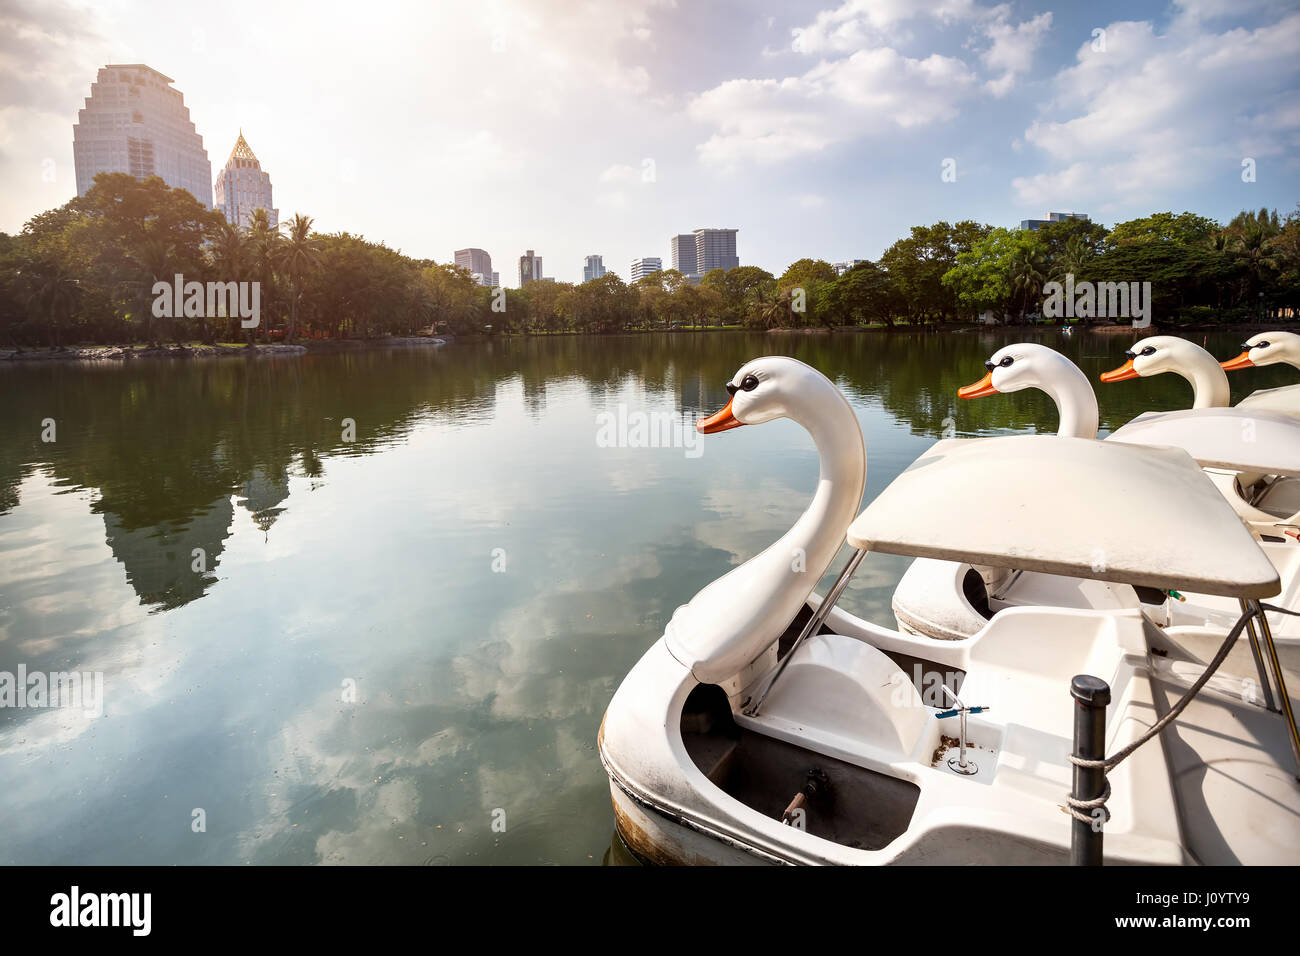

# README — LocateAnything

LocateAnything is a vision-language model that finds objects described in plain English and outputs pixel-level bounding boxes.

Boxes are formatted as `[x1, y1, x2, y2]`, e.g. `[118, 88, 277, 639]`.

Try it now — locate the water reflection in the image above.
[0, 331, 1288, 864]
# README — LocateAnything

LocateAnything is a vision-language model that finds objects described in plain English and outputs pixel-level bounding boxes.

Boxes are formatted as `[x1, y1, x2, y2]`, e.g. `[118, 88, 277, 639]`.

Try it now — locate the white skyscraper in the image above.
[455, 248, 495, 287]
[670, 234, 698, 276]
[630, 257, 663, 282]
[214, 132, 277, 229]
[72, 64, 213, 207]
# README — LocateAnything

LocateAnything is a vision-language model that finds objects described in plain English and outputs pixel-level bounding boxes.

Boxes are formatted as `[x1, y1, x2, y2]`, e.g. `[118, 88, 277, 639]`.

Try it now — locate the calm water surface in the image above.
[0, 330, 1288, 864]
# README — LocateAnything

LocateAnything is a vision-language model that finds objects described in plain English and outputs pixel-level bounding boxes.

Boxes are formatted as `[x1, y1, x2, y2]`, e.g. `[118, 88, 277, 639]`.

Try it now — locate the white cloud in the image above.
[422, 130, 525, 183]
[690, 47, 978, 167]
[982, 11, 1053, 96]
[599, 163, 642, 184]
[790, 0, 989, 53]
[692, 0, 1051, 168]
[1013, 9, 1300, 207]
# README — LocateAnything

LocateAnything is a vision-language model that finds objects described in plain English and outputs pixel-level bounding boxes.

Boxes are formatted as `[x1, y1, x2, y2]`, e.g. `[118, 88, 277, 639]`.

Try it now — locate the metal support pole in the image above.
[1070, 675, 1110, 866]
[1241, 599, 1278, 713]
[1250, 600, 1300, 781]
[745, 548, 866, 717]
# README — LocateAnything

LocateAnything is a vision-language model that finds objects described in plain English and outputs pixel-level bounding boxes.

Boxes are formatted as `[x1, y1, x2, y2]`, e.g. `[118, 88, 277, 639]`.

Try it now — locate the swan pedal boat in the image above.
[1100, 334, 1300, 533]
[599, 357, 1300, 866]
[890, 341, 1300, 659]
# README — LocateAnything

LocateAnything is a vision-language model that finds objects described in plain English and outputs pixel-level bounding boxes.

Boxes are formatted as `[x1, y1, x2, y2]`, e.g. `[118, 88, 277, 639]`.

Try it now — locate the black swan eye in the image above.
[1140, 346, 1156, 357]
[741, 374, 760, 391]
[1256, 341, 1269, 349]
[998, 356, 1014, 368]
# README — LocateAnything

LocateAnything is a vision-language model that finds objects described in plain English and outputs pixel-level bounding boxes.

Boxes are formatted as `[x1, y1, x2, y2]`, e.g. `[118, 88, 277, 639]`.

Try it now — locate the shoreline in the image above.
[3, 321, 1290, 362]
[0, 336, 448, 363]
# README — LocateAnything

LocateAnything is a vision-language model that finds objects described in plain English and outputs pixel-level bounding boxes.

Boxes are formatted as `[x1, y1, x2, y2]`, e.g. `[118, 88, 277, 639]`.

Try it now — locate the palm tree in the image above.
[1231, 221, 1277, 307]
[22, 256, 82, 348]
[209, 221, 245, 341]
[1009, 246, 1046, 323]
[276, 214, 321, 344]
[1057, 234, 1092, 281]
[751, 286, 798, 329]
[127, 238, 176, 346]
[244, 209, 281, 344]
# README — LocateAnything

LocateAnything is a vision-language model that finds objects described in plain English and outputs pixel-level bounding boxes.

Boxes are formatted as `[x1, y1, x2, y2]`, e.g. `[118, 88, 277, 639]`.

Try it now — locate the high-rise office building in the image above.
[630, 257, 663, 283]
[694, 228, 739, 273]
[213, 132, 277, 229]
[583, 255, 606, 283]
[519, 250, 543, 286]
[832, 259, 868, 276]
[73, 64, 213, 207]
[670, 234, 698, 276]
[1020, 211, 1089, 231]
[455, 248, 495, 286]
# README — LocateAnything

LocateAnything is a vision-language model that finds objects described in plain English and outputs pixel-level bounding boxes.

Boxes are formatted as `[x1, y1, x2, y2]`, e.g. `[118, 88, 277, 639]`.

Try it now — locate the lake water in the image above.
[0, 330, 1288, 864]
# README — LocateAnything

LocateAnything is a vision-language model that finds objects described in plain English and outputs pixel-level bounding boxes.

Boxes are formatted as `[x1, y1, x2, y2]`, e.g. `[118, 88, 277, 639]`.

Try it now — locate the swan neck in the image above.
[1181, 360, 1230, 409]
[793, 404, 866, 560]
[1039, 373, 1099, 439]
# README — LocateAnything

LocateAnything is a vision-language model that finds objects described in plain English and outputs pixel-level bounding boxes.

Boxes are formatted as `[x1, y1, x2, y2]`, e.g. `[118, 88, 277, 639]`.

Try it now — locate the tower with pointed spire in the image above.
[213, 131, 278, 229]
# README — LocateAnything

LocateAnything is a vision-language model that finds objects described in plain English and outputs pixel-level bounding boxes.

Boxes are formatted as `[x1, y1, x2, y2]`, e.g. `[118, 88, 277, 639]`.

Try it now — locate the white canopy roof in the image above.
[846, 435, 1280, 598]
[1235, 383, 1300, 420]
[1106, 407, 1300, 478]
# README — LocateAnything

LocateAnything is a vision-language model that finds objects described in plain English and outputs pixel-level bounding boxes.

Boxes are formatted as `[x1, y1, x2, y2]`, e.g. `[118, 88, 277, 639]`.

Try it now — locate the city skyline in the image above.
[6, 0, 1299, 285]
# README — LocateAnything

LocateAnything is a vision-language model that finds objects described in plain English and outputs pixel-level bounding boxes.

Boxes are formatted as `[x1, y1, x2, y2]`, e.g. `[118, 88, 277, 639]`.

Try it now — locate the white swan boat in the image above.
[599, 356, 1299, 865]
[1221, 331, 1300, 418]
[884, 342, 1299, 780]
[892, 342, 1300, 640]
[1099, 334, 1300, 529]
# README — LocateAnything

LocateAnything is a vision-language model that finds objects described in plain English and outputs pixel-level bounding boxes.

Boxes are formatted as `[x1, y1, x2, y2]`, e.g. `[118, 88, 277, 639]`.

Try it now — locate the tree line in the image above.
[1, 171, 1297, 347]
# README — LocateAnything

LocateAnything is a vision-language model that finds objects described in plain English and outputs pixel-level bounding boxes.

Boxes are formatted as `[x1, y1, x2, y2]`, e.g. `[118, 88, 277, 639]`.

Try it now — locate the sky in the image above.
[2, 0, 1299, 286]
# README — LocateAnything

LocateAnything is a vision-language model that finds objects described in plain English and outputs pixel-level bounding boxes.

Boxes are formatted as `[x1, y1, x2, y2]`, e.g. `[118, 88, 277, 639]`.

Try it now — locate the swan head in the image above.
[697, 356, 841, 433]
[957, 342, 1099, 438]
[958, 342, 1075, 399]
[1100, 335, 1230, 409]
[1222, 331, 1300, 371]
[1100, 335, 1205, 382]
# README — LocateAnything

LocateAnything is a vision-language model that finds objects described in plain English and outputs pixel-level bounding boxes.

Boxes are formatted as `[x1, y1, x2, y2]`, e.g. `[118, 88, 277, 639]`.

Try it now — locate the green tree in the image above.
[817, 260, 901, 327]
[941, 228, 1044, 321]
[20, 254, 82, 348]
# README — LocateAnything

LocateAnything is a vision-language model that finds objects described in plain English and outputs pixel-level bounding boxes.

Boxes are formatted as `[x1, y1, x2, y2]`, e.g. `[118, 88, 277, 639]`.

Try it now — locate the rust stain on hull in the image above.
[611, 794, 704, 867]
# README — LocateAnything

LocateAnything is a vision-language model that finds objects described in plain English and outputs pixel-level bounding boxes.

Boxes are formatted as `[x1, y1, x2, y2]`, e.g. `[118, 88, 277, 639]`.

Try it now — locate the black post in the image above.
[1070, 675, 1110, 866]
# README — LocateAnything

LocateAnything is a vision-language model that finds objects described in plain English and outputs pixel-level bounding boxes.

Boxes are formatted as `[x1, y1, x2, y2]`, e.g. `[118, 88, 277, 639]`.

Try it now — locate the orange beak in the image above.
[957, 371, 997, 399]
[1100, 359, 1140, 383]
[697, 398, 745, 434]
[1220, 351, 1254, 372]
